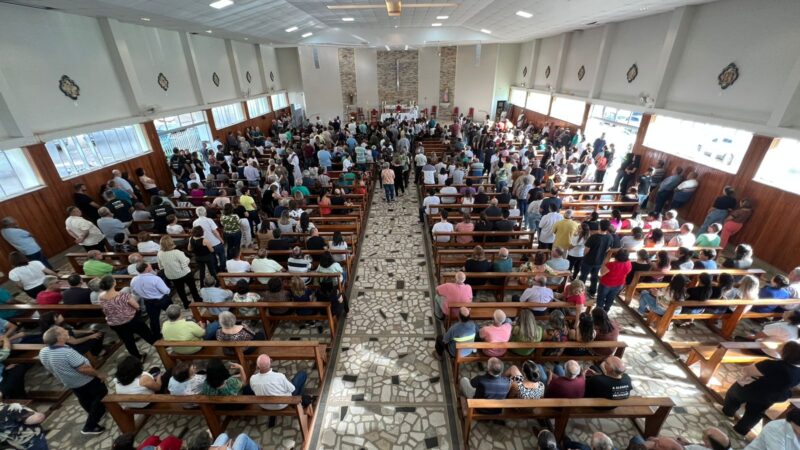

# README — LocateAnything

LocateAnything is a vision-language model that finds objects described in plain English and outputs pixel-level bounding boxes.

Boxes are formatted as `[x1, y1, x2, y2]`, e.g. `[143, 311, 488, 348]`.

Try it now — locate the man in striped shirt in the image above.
[287, 247, 312, 285]
[433, 307, 478, 360]
[38, 326, 108, 435]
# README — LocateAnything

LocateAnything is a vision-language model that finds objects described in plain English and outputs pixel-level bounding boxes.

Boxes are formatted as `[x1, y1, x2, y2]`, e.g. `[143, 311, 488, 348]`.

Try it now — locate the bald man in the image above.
[434, 271, 473, 320]
[584, 356, 633, 400]
[546, 360, 585, 398]
[249, 354, 309, 422]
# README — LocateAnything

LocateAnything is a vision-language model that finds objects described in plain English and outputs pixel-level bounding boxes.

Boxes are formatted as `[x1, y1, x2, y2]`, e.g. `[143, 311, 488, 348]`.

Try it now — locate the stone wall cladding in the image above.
[438, 46, 457, 114]
[377, 50, 418, 106]
[338, 48, 356, 111]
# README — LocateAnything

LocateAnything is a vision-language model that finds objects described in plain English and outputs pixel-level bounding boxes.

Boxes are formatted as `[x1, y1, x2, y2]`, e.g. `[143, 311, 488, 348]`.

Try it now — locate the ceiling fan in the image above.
[327, 1, 458, 17]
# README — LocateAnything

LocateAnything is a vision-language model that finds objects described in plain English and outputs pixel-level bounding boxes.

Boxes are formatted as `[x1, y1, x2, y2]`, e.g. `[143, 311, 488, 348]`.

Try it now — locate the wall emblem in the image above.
[522, 66, 528, 78]
[626, 63, 638, 83]
[245, 71, 252, 83]
[269, 71, 275, 82]
[59, 75, 80, 100]
[577, 65, 586, 81]
[718, 62, 739, 90]
[157, 72, 169, 91]
[212, 72, 220, 87]
[545, 65, 551, 79]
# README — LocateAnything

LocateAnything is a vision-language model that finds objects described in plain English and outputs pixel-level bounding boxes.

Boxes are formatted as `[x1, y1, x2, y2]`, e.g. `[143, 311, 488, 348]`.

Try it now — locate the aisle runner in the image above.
[315, 181, 457, 450]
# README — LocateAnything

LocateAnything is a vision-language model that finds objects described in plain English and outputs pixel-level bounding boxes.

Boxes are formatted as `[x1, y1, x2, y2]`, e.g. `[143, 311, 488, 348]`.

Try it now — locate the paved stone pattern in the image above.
[319, 181, 457, 449]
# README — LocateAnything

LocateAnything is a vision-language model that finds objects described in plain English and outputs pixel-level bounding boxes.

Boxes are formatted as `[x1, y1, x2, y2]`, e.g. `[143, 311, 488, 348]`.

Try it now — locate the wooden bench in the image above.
[102, 394, 313, 444]
[646, 298, 800, 339]
[0, 304, 105, 324]
[453, 341, 625, 380]
[444, 301, 592, 330]
[431, 231, 536, 251]
[684, 341, 771, 384]
[188, 300, 338, 341]
[439, 271, 570, 300]
[624, 269, 767, 305]
[154, 340, 326, 380]
[460, 397, 674, 449]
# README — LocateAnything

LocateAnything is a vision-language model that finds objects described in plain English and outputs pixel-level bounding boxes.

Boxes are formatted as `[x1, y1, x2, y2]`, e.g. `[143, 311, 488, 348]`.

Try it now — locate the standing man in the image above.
[130, 262, 173, 338]
[65, 207, 106, 252]
[38, 326, 107, 435]
[592, 133, 606, 158]
[653, 166, 684, 214]
[414, 148, 427, 185]
[1, 217, 52, 269]
[579, 220, 614, 298]
[193, 207, 225, 269]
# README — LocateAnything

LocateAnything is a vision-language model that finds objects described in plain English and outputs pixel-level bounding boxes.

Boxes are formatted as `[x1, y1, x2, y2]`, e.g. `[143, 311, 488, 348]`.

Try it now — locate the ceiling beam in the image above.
[97, 17, 144, 115]
[652, 5, 696, 108]
[180, 33, 206, 106]
[767, 53, 800, 128]
[589, 23, 616, 99]
[0, 66, 32, 140]
[225, 39, 244, 98]
[254, 44, 270, 94]
[528, 39, 541, 89]
[551, 32, 571, 92]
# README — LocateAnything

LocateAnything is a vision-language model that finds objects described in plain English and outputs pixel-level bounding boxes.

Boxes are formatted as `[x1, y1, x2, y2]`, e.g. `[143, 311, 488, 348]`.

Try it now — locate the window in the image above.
[590, 104, 643, 128]
[211, 102, 245, 128]
[45, 125, 151, 179]
[0, 148, 43, 199]
[644, 114, 753, 174]
[246, 97, 271, 118]
[753, 138, 800, 194]
[270, 93, 288, 110]
[549, 97, 586, 125]
[509, 88, 527, 107]
[525, 91, 551, 115]
[154, 110, 213, 159]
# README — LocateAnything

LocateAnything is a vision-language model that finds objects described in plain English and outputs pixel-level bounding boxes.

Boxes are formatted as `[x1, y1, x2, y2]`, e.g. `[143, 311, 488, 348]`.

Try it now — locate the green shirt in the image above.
[695, 233, 721, 248]
[161, 319, 205, 354]
[220, 214, 240, 234]
[83, 259, 113, 276]
[202, 376, 242, 396]
[509, 323, 544, 356]
[291, 186, 310, 197]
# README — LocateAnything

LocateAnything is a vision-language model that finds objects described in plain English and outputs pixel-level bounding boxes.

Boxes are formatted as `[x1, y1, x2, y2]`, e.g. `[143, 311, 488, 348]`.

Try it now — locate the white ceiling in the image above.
[4, 0, 720, 47]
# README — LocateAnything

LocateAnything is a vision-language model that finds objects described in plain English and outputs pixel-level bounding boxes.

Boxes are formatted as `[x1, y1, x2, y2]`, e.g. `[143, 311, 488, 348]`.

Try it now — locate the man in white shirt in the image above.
[668, 223, 696, 248]
[439, 179, 458, 205]
[193, 206, 225, 268]
[249, 354, 308, 418]
[661, 210, 680, 230]
[787, 266, 800, 299]
[744, 409, 800, 450]
[251, 248, 284, 284]
[520, 277, 554, 312]
[537, 204, 563, 250]
[422, 162, 436, 185]
[65, 206, 106, 252]
[431, 211, 454, 243]
[226, 253, 251, 285]
[419, 191, 441, 223]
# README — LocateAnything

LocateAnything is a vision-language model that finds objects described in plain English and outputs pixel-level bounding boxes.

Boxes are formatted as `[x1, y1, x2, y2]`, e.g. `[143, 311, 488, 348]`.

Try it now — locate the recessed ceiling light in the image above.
[285, 26, 298, 32]
[140, 17, 150, 21]
[480, 29, 492, 34]
[385, 45, 391, 51]
[640, 7, 648, 11]
[244, 37, 248, 40]
[209, 0, 233, 9]
[404, 45, 408, 50]
[436, 15, 449, 20]
[302, 32, 312, 38]
[342, 17, 354, 22]
[394, 25, 398, 28]
[516, 10, 533, 18]
[432, 23, 442, 27]
[205, 30, 213, 33]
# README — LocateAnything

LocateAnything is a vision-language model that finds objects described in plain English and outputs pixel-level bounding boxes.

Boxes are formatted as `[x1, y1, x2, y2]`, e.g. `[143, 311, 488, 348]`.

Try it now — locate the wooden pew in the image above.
[624, 269, 767, 305]
[460, 397, 674, 449]
[647, 298, 800, 339]
[102, 394, 313, 444]
[0, 304, 105, 324]
[684, 341, 772, 384]
[431, 231, 536, 251]
[453, 341, 624, 380]
[444, 301, 594, 330]
[435, 248, 553, 281]
[154, 340, 326, 380]
[188, 300, 338, 340]
[439, 271, 570, 300]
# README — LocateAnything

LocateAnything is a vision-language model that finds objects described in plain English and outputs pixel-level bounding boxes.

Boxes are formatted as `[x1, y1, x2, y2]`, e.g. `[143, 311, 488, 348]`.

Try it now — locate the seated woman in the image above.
[645, 228, 665, 248]
[620, 227, 645, 250]
[201, 359, 246, 396]
[643, 211, 662, 230]
[232, 279, 260, 317]
[316, 278, 348, 317]
[263, 277, 290, 315]
[695, 223, 722, 248]
[509, 309, 543, 357]
[289, 276, 316, 317]
[464, 246, 492, 286]
[753, 274, 792, 313]
[317, 252, 345, 286]
[591, 308, 620, 357]
[638, 274, 689, 317]
[505, 360, 545, 400]
[609, 209, 623, 230]
[684, 272, 714, 314]
[565, 313, 595, 356]
[216, 311, 265, 352]
[167, 360, 206, 397]
[114, 355, 167, 408]
[620, 210, 643, 230]
[722, 243, 754, 269]
[454, 213, 474, 244]
[627, 249, 653, 286]
[35, 276, 62, 305]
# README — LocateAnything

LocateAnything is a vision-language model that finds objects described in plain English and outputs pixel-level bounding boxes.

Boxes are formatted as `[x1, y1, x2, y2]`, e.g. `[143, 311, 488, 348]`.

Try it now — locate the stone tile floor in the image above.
[20, 179, 758, 449]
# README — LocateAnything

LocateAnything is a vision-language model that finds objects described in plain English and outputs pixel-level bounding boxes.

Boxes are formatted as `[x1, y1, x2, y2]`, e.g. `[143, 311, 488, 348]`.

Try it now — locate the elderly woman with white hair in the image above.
[215, 311, 265, 355]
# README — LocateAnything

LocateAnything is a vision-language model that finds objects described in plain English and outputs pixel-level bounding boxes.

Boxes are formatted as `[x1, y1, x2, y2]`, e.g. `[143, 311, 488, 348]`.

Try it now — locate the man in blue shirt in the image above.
[459, 357, 511, 414]
[130, 262, 173, 338]
[317, 147, 333, 170]
[433, 307, 478, 359]
[654, 166, 684, 213]
[0, 217, 52, 269]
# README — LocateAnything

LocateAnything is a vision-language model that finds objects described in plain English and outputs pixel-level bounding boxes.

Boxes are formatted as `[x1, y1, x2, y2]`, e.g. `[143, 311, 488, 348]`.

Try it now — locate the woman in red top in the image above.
[97, 275, 156, 360]
[561, 279, 587, 323]
[35, 276, 63, 305]
[597, 249, 632, 312]
[318, 190, 332, 216]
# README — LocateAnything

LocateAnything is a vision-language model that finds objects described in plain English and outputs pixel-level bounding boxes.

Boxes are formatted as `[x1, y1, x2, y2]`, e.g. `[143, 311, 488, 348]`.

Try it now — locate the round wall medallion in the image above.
[59, 75, 80, 100]
[212, 72, 220, 87]
[522, 66, 528, 78]
[545, 65, 551, 79]
[157, 72, 169, 91]
[577, 65, 586, 81]
[269, 71, 275, 82]
[718, 62, 739, 90]
[626, 63, 638, 83]
[245, 71, 252, 83]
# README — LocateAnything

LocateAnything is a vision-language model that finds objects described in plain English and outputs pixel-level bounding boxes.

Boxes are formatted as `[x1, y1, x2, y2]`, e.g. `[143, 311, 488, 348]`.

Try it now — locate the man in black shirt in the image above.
[73, 183, 101, 223]
[539, 189, 562, 214]
[267, 229, 291, 251]
[149, 196, 175, 234]
[169, 151, 191, 184]
[636, 167, 655, 208]
[62, 274, 101, 318]
[492, 210, 514, 242]
[699, 186, 737, 233]
[102, 190, 133, 225]
[483, 199, 502, 219]
[305, 228, 326, 251]
[495, 187, 511, 205]
[579, 219, 614, 297]
[585, 356, 633, 400]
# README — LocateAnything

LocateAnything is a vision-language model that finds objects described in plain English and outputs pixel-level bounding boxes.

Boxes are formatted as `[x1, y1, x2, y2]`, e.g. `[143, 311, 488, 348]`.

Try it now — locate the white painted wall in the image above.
[599, 12, 671, 104]
[0, 4, 133, 136]
[190, 34, 237, 104]
[260, 46, 283, 92]
[454, 44, 499, 118]
[276, 47, 303, 110]
[297, 46, 343, 121]
[232, 41, 265, 96]
[514, 41, 535, 87]
[561, 27, 603, 97]
[533, 36, 562, 90]
[493, 44, 520, 117]
[354, 48, 379, 112]
[418, 47, 441, 111]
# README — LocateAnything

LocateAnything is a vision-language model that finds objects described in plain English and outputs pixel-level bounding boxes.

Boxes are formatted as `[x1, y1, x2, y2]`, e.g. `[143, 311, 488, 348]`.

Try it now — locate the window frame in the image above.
[525, 91, 551, 115]
[753, 137, 800, 195]
[246, 96, 271, 118]
[211, 102, 246, 129]
[270, 93, 288, 110]
[0, 147, 45, 201]
[549, 96, 586, 126]
[509, 88, 527, 107]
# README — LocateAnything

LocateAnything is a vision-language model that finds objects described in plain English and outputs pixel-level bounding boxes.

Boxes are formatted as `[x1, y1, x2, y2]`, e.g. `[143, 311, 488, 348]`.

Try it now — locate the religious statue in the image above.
[442, 88, 449, 103]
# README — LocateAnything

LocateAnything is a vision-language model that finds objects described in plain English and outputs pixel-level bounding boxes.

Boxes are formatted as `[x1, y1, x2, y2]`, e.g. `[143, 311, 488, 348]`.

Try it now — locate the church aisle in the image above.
[313, 180, 458, 449]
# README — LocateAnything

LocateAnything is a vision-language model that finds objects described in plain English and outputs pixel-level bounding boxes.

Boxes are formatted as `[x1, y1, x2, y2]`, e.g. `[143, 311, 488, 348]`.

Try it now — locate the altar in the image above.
[380, 111, 418, 122]
[380, 102, 419, 122]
